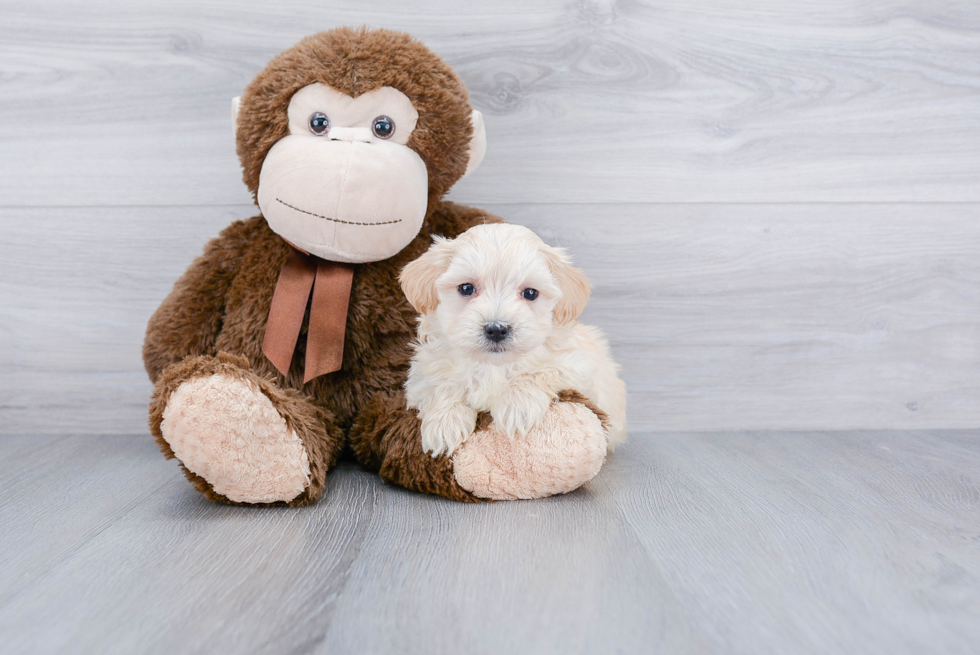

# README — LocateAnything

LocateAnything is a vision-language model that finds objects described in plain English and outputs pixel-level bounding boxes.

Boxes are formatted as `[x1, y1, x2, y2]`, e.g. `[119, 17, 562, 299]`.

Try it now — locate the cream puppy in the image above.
[400, 223, 627, 457]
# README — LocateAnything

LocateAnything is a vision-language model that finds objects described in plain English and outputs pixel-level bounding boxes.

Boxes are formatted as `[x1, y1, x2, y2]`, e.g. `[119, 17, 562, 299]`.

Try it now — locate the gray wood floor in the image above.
[1, 431, 978, 654]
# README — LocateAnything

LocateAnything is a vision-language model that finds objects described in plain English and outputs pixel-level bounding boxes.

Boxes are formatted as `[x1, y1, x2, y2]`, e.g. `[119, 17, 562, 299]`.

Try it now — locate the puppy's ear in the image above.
[400, 237, 455, 314]
[542, 244, 592, 325]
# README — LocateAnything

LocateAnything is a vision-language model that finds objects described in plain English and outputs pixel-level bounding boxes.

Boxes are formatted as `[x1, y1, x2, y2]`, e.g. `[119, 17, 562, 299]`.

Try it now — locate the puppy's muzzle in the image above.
[483, 321, 510, 344]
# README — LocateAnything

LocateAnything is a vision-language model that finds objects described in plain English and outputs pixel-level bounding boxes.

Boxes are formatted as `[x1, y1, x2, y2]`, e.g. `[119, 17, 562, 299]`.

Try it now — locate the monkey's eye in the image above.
[458, 283, 476, 297]
[522, 288, 539, 301]
[372, 115, 395, 139]
[309, 112, 330, 136]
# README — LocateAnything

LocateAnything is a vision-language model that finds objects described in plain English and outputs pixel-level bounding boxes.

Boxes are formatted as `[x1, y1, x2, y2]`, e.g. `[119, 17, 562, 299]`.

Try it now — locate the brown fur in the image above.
[148, 352, 344, 506]
[350, 391, 479, 503]
[144, 28, 600, 505]
[235, 27, 474, 203]
[145, 202, 498, 504]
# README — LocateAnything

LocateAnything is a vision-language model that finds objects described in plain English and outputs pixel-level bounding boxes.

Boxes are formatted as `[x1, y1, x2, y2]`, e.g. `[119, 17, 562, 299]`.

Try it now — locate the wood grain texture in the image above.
[1, 2, 978, 432]
[2, 5, 978, 653]
[0, 431, 977, 654]
[2, 203, 978, 434]
[0, 0, 978, 205]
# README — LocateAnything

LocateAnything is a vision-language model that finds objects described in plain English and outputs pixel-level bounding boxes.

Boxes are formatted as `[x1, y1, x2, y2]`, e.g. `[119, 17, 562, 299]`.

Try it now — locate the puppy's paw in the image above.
[491, 381, 554, 438]
[420, 403, 478, 457]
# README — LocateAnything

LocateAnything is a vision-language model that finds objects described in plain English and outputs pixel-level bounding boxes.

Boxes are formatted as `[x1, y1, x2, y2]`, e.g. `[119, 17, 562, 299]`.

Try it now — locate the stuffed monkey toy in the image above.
[143, 28, 608, 505]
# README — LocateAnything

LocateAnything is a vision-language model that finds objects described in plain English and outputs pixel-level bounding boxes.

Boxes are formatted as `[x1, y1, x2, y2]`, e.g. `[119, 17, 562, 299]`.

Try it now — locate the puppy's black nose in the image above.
[483, 322, 510, 343]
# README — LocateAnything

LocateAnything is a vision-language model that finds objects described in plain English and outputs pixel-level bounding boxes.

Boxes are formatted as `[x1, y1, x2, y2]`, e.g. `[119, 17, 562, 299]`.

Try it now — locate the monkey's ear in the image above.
[231, 96, 241, 137]
[400, 237, 456, 314]
[462, 110, 487, 178]
[542, 244, 592, 325]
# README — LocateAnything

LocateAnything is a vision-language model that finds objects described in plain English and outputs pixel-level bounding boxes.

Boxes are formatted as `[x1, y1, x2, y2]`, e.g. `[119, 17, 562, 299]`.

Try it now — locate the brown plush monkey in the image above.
[143, 28, 607, 505]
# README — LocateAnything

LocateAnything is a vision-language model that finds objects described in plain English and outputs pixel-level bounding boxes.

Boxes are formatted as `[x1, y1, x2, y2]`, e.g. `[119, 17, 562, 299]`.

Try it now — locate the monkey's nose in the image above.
[483, 322, 510, 343]
[328, 127, 373, 143]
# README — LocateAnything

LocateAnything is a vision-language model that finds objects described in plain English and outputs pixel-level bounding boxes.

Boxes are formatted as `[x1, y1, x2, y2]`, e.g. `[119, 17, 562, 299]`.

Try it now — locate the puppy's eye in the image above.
[309, 112, 330, 136]
[458, 283, 476, 297]
[522, 288, 539, 301]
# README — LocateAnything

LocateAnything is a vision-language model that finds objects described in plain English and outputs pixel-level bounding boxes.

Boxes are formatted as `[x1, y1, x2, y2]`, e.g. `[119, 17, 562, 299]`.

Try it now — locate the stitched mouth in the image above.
[276, 198, 403, 226]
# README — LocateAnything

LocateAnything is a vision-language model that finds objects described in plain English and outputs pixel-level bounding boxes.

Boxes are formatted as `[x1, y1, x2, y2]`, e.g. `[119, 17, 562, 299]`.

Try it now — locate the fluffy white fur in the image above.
[400, 223, 627, 457]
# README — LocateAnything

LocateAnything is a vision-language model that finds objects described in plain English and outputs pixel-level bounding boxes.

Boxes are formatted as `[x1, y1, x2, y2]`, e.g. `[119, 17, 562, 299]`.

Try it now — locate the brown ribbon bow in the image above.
[262, 247, 354, 383]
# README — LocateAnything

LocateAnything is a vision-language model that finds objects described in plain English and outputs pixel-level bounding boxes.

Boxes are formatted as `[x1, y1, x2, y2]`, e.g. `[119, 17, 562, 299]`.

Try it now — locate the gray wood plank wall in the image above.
[1, 0, 979, 435]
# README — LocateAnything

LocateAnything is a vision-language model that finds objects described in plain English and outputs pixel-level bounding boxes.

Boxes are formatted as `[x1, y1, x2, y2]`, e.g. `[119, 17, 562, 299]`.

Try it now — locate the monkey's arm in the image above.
[143, 219, 251, 383]
[350, 389, 609, 502]
[349, 391, 480, 502]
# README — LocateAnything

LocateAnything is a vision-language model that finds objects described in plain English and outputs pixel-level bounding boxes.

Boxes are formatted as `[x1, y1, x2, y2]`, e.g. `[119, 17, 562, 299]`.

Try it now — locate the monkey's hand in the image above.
[491, 376, 555, 438]
[420, 402, 478, 457]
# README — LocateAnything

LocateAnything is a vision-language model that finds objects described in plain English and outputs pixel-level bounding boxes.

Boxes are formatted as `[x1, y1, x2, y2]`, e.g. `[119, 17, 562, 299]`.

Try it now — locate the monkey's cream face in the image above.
[256, 83, 429, 263]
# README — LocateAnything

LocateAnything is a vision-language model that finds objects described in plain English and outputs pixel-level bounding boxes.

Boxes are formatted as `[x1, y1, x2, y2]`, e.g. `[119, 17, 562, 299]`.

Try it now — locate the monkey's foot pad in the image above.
[160, 374, 311, 504]
[452, 401, 606, 500]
